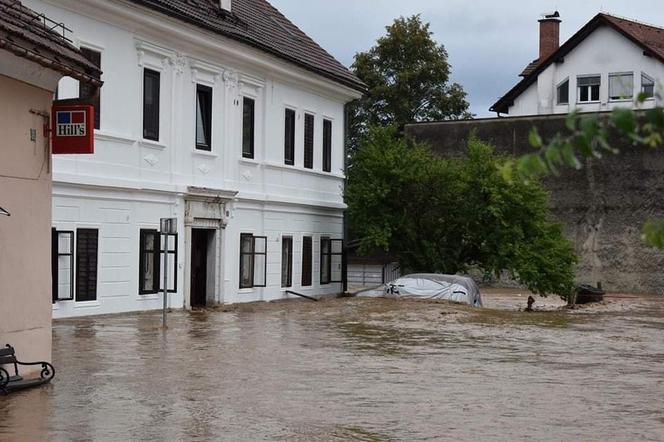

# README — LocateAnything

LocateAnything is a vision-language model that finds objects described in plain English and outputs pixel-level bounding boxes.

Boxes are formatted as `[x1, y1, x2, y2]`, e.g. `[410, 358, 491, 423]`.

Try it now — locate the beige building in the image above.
[0, 0, 101, 369]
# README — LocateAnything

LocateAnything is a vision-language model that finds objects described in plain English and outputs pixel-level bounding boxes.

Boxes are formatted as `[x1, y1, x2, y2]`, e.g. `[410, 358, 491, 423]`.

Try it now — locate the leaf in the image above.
[565, 111, 578, 131]
[561, 143, 582, 169]
[642, 219, 664, 249]
[528, 128, 543, 149]
[611, 107, 637, 135]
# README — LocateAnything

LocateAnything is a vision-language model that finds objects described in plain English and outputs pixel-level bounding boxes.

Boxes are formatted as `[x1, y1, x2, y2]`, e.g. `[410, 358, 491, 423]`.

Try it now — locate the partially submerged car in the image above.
[382, 274, 483, 307]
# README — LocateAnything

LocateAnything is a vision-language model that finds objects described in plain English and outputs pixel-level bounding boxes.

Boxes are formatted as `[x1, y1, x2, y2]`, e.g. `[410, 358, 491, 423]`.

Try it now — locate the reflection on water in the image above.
[1, 294, 664, 441]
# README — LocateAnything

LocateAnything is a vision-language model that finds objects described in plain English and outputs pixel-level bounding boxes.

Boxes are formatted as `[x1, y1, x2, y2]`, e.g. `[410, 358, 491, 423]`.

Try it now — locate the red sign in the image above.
[51, 104, 95, 154]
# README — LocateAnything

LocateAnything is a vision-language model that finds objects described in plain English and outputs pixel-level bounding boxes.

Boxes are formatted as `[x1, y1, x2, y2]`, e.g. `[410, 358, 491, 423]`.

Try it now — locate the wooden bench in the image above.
[0, 345, 55, 395]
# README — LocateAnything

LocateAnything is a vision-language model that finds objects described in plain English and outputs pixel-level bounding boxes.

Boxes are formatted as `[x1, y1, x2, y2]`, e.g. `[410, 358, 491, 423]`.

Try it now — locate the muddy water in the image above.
[1, 293, 663, 441]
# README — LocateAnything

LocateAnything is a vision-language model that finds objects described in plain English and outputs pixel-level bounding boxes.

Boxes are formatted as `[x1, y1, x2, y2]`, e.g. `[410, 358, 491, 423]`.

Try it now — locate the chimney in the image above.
[220, 0, 231, 12]
[538, 11, 561, 61]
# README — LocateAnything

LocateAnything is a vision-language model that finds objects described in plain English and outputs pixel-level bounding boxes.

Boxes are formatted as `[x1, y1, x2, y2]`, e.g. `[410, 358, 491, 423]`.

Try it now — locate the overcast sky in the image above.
[269, 0, 664, 117]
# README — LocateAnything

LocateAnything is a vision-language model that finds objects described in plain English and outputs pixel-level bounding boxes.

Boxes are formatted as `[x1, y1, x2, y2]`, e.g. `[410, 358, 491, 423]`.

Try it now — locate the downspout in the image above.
[342, 103, 349, 294]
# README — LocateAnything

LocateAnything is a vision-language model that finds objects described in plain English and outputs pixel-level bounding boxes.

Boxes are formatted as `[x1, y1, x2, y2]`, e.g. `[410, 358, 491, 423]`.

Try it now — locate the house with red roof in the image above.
[20, 0, 364, 317]
[491, 12, 664, 116]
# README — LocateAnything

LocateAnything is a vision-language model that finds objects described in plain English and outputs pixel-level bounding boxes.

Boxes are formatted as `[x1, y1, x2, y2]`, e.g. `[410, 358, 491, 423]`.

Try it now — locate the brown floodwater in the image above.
[1, 292, 663, 441]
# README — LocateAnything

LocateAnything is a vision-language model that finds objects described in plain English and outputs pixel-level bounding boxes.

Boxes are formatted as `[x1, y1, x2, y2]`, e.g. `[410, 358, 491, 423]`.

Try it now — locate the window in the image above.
[75, 228, 98, 302]
[320, 237, 343, 284]
[284, 108, 295, 165]
[281, 236, 293, 288]
[301, 236, 312, 287]
[556, 79, 569, 105]
[160, 232, 178, 293]
[239, 233, 267, 289]
[609, 73, 634, 101]
[196, 84, 213, 150]
[79, 47, 101, 129]
[304, 113, 314, 169]
[577, 75, 601, 102]
[323, 119, 332, 172]
[139, 229, 160, 294]
[642, 73, 655, 99]
[143, 69, 160, 141]
[242, 97, 255, 159]
[52, 229, 74, 302]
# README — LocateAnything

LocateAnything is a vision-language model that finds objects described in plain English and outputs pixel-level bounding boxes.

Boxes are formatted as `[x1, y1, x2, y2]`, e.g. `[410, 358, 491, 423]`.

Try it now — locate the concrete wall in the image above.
[406, 115, 664, 295]
[509, 26, 664, 116]
[0, 74, 54, 365]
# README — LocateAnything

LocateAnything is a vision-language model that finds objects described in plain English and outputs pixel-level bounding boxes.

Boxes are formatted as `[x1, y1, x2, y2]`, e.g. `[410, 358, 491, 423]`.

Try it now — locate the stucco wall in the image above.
[20, 0, 354, 317]
[508, 26, 664, 116]
[0, 74, 54, 365]
[406, 115, 664, 295]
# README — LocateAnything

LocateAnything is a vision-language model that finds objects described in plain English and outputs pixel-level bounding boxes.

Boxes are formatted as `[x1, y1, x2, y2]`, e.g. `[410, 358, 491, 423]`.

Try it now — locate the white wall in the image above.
[509, 25, 664, 116]
[23, 0, 358, 317]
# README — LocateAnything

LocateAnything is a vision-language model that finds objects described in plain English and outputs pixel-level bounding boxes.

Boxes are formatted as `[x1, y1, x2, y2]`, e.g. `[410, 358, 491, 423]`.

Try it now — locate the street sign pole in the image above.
[160, 217, 177, 329]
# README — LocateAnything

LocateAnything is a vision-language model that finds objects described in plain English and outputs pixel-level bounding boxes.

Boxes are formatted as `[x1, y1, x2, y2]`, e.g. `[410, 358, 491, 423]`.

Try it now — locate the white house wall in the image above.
[24, 0, 358, 318]
[509, 25, 664, 116]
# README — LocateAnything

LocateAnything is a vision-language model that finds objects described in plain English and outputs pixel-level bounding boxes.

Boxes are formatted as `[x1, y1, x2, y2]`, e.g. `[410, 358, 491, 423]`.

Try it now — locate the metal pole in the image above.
[162, 233, 168, 328]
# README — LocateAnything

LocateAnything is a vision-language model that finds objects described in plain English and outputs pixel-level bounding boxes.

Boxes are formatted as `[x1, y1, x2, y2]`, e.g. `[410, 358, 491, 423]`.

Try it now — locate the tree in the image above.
[348, 15, 471, 156]
[502, 95, 664, 249]
[347, 126, 577, 299]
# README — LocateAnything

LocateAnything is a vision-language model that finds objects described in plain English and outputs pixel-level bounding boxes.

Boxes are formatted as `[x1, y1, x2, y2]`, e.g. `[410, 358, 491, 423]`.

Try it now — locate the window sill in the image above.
[192, 149, 218, 158]
[609, 98, 633, 103]
[137, 294, 160, 300]
[139, 139, 167, 150]
[239, 157, 260, 166]
[264, 161, 345, 179]
[238, 288, 255, 293]
[576, 101, 601, 105]
[94, 131, 136, 145]
[74, 301, 101, 308]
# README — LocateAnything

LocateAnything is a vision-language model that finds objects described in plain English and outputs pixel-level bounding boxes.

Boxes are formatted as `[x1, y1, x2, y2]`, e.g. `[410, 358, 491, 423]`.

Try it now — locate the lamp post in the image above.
[160, 217, 177, 328]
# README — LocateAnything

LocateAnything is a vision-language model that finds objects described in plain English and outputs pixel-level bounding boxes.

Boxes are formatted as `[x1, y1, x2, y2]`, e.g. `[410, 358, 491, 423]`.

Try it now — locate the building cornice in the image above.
[42, 0, 362, 102]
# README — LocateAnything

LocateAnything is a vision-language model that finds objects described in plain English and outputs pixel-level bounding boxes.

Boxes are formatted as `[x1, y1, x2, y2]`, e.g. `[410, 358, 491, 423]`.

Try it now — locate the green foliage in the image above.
[347, 15, 471, 156]
[507, 99, 664, 249]
[347, 126, 577, 299]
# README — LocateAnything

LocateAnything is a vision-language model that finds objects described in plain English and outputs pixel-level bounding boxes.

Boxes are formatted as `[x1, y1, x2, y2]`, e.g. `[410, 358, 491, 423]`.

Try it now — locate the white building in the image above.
[491, 12, 664, 116]
[22, 0, 364, 318]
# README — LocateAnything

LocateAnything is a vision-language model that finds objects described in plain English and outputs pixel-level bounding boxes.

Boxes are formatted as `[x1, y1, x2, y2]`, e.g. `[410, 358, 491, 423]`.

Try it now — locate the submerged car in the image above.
[384, 274, 483, 307]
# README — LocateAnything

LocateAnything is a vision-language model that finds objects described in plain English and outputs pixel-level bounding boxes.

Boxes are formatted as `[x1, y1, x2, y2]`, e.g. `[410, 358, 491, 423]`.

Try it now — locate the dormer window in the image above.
[577, 75, 600, 103]
[556, 78, 569, 105]
[642, 73, 655, 99]
[609, 73, 633, 101]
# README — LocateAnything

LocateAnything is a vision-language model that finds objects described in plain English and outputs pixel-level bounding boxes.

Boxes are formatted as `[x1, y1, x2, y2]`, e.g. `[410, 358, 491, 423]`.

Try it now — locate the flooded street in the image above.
[2, 292, 664, 441]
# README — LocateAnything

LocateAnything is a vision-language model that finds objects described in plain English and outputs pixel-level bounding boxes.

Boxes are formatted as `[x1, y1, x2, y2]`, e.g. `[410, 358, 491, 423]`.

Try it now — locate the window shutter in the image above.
[51, 228, 58, 304]
[304, 114, 314, 169]
[281, 236, 293, 287]
[253, 236, 267, 287]
[76, 228, 98, 302]
[320, 237, 331, 284]
[79, 48, 101, 129]
[301, 236, 312, 287]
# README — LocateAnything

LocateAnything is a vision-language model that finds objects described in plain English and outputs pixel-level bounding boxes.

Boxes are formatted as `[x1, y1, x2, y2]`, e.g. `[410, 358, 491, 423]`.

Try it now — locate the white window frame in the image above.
[556, 77, 570, 105]
[641, 72, 655, 100]
[577, 75, 601, 103]
[608, 72, 634, 102]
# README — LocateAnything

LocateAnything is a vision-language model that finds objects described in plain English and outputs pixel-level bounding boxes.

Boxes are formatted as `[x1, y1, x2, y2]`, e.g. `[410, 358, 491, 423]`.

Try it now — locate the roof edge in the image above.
[490, 13, 664, 114]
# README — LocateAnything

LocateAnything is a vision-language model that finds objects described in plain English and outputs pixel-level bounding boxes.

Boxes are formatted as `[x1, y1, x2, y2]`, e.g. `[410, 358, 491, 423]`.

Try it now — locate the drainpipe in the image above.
[342, 104, 349, 294]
